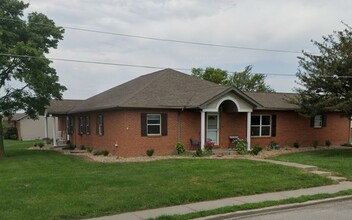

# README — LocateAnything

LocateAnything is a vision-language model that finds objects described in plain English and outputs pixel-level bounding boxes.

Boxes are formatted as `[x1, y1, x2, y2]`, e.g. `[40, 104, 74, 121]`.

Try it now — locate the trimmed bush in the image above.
[175, 142, 185, 154]
[38, 142, 44, 148]
[312, 140, 319, 149]
[94, 150, 109, 156]
[235, 139, 247, 155]
[193, 148, 203, 157]
[325, 140, 331, 147]
[250, 145, 262, 155]
[80, 145, 86, 150]
[268, 141, 279, 150]
[146, 149, 154, 157]
[293, 142, 300, 148]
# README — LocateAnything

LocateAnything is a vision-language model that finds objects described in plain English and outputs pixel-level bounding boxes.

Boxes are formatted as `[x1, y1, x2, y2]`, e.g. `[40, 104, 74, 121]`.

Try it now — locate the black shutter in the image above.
[96, 115, 99, 135]
[161, 113, 168, 136]
[310, 117, 315, 127]
[322, 114, 327, 127]
[141, 113, 147, 136]
[271, 115, 277, 137]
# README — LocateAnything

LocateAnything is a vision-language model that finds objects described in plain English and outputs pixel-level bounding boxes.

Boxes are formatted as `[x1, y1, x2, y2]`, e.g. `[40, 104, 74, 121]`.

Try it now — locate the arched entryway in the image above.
[200, 93, 253, 151]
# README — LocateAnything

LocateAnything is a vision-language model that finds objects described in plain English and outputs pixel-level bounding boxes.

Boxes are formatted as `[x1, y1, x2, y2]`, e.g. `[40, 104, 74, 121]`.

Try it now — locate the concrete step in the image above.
[330, 176, 348, 182]
[310, 170, 332, 177]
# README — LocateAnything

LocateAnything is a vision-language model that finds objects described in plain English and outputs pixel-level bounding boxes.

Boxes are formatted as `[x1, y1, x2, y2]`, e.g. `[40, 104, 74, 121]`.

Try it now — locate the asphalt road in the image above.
[228, 198, 352, 220]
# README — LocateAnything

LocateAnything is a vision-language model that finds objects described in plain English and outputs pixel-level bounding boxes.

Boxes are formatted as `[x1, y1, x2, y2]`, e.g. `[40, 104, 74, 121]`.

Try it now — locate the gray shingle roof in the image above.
[69, 68, 256, 113]
[245, 92, 299, 110]
[46, 69, 298, 114]
[46, 99, 83, 115]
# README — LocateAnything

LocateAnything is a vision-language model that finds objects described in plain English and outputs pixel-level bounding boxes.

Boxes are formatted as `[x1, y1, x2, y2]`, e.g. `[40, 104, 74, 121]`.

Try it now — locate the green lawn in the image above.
[272, 149, 352, 180]
[0, 140, 333, 220]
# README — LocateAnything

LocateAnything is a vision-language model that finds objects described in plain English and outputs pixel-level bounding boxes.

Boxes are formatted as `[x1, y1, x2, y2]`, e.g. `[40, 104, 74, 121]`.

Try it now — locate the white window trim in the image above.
[147, 114, 161, 136]
[314, 115, 323, 128]
[251, 115, 272, 137]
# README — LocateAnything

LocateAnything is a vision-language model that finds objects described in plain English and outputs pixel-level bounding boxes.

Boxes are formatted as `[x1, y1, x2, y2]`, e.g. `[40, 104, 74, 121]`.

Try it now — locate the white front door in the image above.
[207, 113, 219, 145]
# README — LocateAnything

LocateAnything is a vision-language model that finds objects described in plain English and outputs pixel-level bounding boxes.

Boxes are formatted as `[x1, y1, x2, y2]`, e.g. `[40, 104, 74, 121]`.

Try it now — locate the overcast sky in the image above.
[24, 0, 352, 99]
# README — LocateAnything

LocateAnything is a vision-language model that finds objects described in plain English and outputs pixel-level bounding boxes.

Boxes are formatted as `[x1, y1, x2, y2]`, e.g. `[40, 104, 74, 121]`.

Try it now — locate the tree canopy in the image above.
[292, 24, 352, 118]
[191, 65, 275, 92]
[0, 0, 66, 157]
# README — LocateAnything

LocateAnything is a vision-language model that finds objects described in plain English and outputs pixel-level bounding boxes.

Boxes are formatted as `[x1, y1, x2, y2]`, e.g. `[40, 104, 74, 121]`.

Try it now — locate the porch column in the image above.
[44, 116, 48, 144]
[200, 110, 206, 150]
[246, 112, 251, 151]
[52, 116, 57, 147]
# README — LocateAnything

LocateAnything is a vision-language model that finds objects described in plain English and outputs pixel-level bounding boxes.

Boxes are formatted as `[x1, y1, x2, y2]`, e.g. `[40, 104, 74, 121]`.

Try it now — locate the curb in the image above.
[194, 195, 352, 220]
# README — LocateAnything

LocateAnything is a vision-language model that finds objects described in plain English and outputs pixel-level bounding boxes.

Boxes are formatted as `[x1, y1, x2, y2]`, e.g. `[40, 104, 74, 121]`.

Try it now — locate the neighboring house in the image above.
[9, 113, 59, 141]
[46, 68, 350, 157]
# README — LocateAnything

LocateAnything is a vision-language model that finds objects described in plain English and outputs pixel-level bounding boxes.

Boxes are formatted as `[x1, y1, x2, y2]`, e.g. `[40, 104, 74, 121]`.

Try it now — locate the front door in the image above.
[207, 113, 219, 145]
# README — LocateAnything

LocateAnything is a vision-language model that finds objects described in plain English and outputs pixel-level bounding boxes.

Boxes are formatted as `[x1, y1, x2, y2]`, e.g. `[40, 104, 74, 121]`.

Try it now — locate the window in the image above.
[311, 115, 327, 128]
[147, 114, 161, 135]
[97, 114, 104, 136]
[79, 116, 90, 135]
[141, 113, 167, 136]
[66, 116, 74, 135]
[251, 115, 271, 137]
[314, 115, 322, 128]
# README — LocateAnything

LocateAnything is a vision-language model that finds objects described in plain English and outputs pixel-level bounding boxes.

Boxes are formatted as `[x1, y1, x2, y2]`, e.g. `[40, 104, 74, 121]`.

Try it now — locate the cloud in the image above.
[22, 0, 352, 99]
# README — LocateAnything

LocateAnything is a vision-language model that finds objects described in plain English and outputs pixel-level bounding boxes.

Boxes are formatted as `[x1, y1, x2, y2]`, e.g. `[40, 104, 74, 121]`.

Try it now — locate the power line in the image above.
[0, 17, 305, 54]
[0, 53, 297, 77]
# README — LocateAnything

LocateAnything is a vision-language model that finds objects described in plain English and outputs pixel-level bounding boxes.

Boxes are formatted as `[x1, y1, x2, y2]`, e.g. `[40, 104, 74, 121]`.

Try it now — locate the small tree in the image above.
[0, 1, 66, 157]
[192, 65, 275, 92]
[292, 23, 352, 143]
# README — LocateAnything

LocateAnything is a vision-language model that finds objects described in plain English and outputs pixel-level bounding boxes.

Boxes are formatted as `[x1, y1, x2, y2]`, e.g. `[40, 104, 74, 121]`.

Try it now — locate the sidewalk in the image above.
[87, 159, 352, 220]
[87, 181, 352, 220]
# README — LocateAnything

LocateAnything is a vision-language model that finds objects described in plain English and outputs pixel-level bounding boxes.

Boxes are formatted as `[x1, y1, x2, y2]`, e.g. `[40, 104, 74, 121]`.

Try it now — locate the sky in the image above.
[23, 0, 352, 99]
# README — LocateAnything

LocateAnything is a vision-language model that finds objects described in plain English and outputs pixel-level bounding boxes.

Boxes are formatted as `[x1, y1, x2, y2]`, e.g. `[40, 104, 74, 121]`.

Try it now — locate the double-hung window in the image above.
[314, 115, 322, 128]
[79, 116, 90, 135]
[147, 114, 161, 135]
[97, 114, 104, 136]
[251, 115, 271, 137]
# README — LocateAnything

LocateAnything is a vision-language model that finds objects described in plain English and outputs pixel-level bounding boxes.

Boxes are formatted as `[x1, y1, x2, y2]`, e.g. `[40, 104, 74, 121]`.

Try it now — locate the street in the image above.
[227, 198, 352, 220]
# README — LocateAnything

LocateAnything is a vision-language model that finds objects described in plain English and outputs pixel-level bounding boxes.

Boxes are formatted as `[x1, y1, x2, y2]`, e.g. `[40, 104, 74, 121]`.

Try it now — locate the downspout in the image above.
[349, 117, 352, 144]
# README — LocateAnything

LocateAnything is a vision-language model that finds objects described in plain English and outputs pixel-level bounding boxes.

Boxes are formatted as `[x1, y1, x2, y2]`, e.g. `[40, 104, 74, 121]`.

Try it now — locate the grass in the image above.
[0, 140, 334, 220]
[150, 190, 352, 220]
[272, 149, 352, 180]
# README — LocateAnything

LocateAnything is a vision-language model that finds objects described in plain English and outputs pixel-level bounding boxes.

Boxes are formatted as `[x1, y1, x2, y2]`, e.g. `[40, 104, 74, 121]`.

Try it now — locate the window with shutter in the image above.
[251, 115, 272, 137]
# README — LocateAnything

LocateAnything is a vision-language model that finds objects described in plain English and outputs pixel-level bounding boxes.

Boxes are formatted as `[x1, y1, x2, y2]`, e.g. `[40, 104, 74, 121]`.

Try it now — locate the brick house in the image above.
[46, 68, 350, 157]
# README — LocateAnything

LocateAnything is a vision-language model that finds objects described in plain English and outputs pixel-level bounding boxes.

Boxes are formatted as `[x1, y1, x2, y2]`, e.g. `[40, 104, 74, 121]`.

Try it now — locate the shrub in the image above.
[268, 141, 279, 150]
[86, 147, 93, 153]
[235, 139, 247, 155]
[4, 127, 18, 140]
[146, 149, 154, 157]
[341, 143, 352, 147]
[38, 142, 44, 148]
[94, 150, 109, 156]
[312, 140, 319, 149]
[34, 143, 38, 147]
[293, 142, 300, 148]
[80, 145, 86, 150]
[175, 142, 185, 154]
[193, 148, 203, 157]
[325, 140, 331, 147]
[250, 145, 262, 155]
[204, 141, 214, 151]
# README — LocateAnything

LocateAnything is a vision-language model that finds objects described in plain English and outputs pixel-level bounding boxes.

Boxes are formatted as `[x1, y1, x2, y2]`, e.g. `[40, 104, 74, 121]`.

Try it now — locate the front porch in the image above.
[199, 92, 255, 151]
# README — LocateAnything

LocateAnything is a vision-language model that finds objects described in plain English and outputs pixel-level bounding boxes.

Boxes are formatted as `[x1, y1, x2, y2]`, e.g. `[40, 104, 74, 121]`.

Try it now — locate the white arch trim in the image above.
[203, 95, 253, 113]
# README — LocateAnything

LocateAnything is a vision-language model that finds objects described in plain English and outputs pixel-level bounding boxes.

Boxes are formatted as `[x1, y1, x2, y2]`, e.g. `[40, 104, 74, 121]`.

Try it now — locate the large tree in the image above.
[0, 0, 66, 157]
[293, 24, 352, 119]
[192, 65, 275, 92]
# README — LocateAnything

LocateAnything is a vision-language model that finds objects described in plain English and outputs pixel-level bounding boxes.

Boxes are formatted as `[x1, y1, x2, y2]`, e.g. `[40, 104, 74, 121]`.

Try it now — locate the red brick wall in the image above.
[66, 109, 350, 157]
[251, 111, 350, 147]
[68, 109, 181, 157]
[219, 112, 247, 148]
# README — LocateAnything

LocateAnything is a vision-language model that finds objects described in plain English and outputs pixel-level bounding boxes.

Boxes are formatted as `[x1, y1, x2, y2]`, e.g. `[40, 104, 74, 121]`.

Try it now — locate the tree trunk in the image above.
[0, 115, 5, 158]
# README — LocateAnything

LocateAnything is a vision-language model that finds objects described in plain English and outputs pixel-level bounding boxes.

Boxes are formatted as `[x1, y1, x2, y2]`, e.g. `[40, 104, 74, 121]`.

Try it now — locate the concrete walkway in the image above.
[87, 160, 352, 220]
